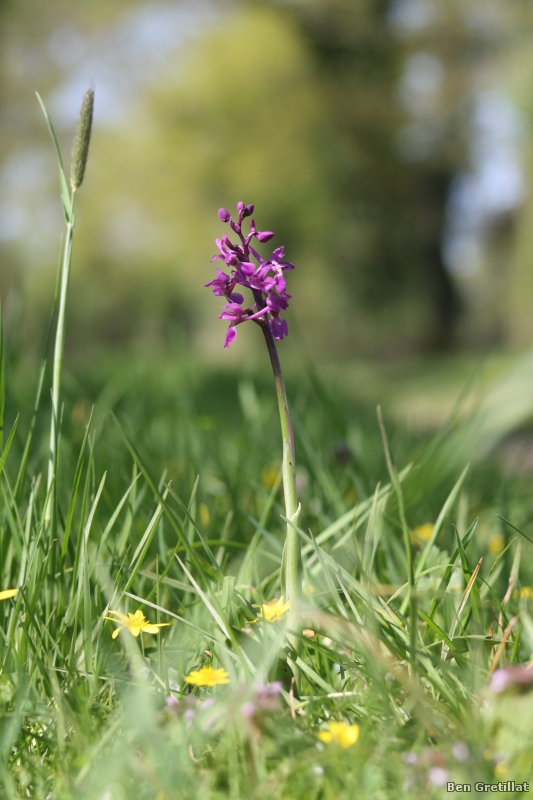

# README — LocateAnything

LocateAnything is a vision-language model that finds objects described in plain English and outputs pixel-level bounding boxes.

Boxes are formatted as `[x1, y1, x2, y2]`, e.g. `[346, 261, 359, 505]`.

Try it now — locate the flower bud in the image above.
[165, 696, 179, 712]
[236, 201, 245, 212]
[218, 208, 231, 222]
[229, 291, 244, 304]
[243, 204, 254, 217]
[256, 231, 275, 243]
[70, 88, 94, 190]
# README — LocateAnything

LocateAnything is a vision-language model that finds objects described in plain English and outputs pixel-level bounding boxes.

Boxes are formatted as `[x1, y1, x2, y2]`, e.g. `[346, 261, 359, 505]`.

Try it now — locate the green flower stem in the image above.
[254, 306, 301, 661]
[44, 200, 75, 526]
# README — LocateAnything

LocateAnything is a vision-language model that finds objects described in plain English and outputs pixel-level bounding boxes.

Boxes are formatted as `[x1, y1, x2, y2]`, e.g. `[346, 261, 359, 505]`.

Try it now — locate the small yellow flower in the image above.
[262, 461, 281, 490]
[199, 503, 210, 526]
[494, 761, 509, 779]
[184, 666, 230, 687]
[318, 721, 360, 749]
[252, 596, 291, 623]
[517, 586, 533, 600]
[410, 524, 433, 545]
[488, 533, 504, 556]
[104, 609, 170, 639]
[0, 589, 18, 601]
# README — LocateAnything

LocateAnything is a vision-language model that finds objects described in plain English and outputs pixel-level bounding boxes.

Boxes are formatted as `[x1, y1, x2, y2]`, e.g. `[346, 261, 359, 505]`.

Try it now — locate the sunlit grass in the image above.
[2, 341, 533, 798]
[1, 94, 533, 800]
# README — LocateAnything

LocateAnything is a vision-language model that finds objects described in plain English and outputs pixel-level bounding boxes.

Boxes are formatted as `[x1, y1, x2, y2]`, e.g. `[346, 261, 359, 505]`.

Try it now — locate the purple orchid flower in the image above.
[269, 314, 289, 341]
[207, 201, 294, 347]
[205, 269, 244, 304]
[270, 246, 294, 272]
[206, 203, 300, 677]
[218, 302, 269, 348]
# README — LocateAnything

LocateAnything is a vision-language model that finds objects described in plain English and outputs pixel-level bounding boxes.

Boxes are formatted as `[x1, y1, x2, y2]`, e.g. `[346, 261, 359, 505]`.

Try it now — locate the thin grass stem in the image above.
[45, 212, 75, 525]
[377, 406, 417, 668]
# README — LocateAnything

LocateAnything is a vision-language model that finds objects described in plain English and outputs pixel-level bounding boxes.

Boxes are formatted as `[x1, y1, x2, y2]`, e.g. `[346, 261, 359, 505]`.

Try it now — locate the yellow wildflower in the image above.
[488, 533, 504, 556]
[410, 524, 433, 545]
[199, 503, 210, 526]
[262, 461, 281, 490]
[517, 586, 533, 600]
[0, 589, 18, 601]
[494, 761, 509, 779]
[318, 721, 360, 749]
[184, 666, 230, 687]
[252, 596, 291, 623]
[104, 609, 170, 639]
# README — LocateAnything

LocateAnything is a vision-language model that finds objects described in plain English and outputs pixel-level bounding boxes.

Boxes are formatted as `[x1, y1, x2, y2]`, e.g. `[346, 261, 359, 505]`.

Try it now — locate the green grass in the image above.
[2, 341, 533, 798]
[2, 93, 533, 799]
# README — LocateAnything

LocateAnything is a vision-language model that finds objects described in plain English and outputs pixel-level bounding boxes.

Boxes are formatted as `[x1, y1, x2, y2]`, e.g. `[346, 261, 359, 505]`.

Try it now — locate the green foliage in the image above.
[3, 0, 532, 358]
[3, 10, 533, 796]
[1, 337, 533, 796]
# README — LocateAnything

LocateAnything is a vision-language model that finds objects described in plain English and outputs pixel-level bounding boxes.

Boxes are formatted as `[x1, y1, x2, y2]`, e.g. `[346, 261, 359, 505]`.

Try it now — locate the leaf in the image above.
[417, 608, 455, 651]
[424, 518, 478, 630]
[453, 526, 481, 626]
[498, 515, 533, 549]
[445, 557, 482, 656]
[175, 555, 230, 639]
[35, 92, 72, 221]
[163, 480, 222, 580]
[416, 464, 470, 578]
[294, 655, 337, 694]
[124, 486, 170, 593]
[113, 415, 215, 584]
[0, 417, 19, 480]
[62, 407, 94, 558]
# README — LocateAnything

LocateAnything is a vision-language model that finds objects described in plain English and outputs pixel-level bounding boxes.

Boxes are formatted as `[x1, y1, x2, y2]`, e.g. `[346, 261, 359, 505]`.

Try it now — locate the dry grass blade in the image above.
[487, 615, 520, 677]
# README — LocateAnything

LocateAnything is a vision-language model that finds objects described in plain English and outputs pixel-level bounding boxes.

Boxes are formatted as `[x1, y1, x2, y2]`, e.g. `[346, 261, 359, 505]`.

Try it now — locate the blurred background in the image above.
[2, 0, 533, 418]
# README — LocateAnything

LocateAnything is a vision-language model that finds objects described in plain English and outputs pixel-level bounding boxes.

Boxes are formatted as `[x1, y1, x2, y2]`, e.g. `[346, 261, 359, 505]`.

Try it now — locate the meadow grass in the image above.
[2, 341, 533, 798]
[1, 97, 533, 799]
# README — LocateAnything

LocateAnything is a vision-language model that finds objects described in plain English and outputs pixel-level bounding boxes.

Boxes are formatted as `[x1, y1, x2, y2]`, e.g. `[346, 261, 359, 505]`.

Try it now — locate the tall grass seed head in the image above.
[70, 88, 94, 190]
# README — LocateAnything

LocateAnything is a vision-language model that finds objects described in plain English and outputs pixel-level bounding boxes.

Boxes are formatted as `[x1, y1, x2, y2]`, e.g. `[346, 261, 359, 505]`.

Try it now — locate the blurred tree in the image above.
[1, 0, 532, 360]
[501, 29, 533, 347]
[47, 5, 344, 359]
[0, 0, 149, 347]
[268, 0, 533, 350]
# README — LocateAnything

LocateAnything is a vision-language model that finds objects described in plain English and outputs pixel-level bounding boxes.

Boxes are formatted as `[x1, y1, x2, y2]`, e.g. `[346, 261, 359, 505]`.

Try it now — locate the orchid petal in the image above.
[224, 326, 237, 348]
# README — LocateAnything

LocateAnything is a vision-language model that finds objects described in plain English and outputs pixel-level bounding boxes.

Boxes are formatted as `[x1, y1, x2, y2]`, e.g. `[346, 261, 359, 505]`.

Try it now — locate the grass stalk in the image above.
[377, 405, 417, 668]
[44, 213, 75, 525]
[39, 88, 94, 526]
